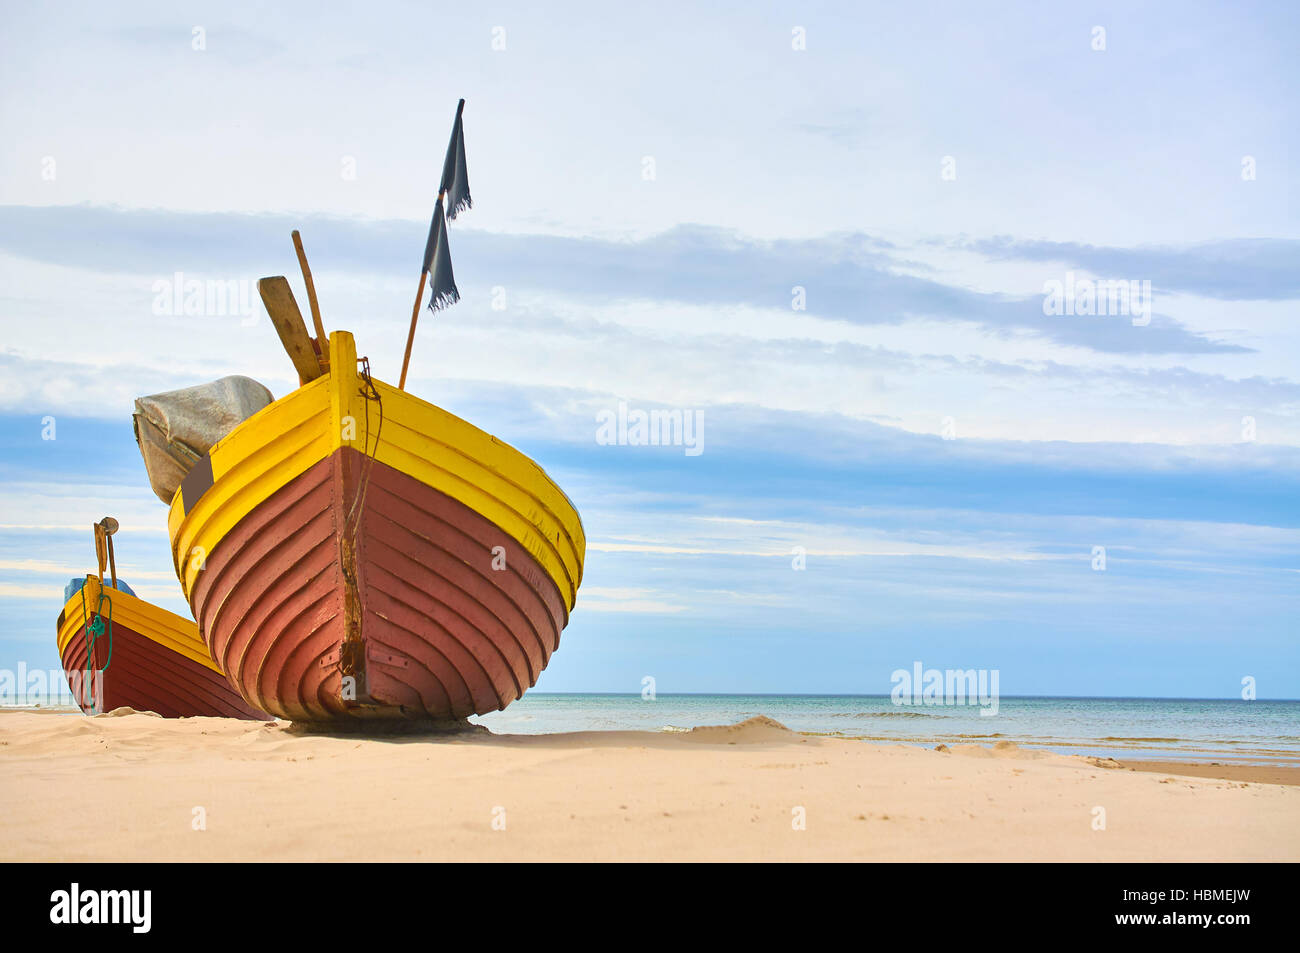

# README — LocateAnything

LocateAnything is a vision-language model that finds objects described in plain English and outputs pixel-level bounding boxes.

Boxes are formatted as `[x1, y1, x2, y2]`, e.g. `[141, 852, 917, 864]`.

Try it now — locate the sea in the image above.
[472, 693, 1300, 766]
[10, 692, 1297, 765]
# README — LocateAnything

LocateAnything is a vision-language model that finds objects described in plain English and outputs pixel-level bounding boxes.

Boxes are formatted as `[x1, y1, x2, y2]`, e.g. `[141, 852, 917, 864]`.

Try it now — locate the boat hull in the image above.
[170, 330, 585, 722]
[56, 577, 269, 719]
[191, 447, 567, 720]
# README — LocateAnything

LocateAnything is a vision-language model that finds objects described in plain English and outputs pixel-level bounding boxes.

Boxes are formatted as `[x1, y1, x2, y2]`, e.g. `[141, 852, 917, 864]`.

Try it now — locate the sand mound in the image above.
[1084, 756, 1125, 769]
[947, 740, 1046, 760]
[684, 715, 797, 744]
[94, 707, 162, 718]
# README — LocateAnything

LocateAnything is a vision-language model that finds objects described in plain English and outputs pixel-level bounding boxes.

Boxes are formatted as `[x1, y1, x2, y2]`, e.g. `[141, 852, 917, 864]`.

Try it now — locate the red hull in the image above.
[57, 612, 269, 719]
[190, 448, 568, 721]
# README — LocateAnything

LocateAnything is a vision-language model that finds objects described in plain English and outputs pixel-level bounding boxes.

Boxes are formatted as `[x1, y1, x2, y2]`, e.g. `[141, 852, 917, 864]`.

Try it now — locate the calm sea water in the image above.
[11, 693, 1296, 765]
[472, 694, 1300, 766]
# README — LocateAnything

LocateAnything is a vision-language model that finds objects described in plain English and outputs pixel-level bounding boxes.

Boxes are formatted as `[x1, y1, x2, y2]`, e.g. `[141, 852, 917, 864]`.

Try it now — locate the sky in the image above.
[0, 0, 1296, 699]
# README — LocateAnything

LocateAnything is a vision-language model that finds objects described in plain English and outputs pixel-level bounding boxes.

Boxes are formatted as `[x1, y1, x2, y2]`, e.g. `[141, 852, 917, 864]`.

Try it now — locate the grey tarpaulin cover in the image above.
[133, 376, 274, 504]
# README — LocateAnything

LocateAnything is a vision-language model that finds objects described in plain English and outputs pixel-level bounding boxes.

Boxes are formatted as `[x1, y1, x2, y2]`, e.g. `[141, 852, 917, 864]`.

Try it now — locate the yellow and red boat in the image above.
[56, 520, 269, 719]
[167, 330, 586, 722]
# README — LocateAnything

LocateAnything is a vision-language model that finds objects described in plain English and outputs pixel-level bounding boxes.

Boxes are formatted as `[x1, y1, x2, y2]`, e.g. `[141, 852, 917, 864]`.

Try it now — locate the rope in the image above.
[78, 583, 113, 712]
[337, 356, 384, 668]
[344, 356, 384, 536]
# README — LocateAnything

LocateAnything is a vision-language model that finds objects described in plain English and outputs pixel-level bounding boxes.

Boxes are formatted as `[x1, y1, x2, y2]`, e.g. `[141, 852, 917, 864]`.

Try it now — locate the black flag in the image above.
[420, 202, 459, 312]
[439, 99, 471, 220]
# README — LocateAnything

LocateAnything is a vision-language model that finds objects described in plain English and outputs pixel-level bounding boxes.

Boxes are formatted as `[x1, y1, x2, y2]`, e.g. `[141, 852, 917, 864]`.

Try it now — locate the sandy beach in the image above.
[2, 709, 1296, 862]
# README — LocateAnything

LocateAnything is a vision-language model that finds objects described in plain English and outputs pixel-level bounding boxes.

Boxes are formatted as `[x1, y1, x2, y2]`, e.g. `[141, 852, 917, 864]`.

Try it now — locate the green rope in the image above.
[78, 584, 113, 711]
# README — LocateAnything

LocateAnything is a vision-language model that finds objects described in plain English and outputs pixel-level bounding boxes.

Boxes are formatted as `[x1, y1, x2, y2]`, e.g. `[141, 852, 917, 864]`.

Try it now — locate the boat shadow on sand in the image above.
[280, 713, 805, 749]
[283, 717, 490, 740]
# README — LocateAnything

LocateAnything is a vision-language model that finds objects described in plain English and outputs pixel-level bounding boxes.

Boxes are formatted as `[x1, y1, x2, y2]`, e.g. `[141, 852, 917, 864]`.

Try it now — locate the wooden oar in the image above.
[291, 230, 328, 369]
[258, 276, 325, 383]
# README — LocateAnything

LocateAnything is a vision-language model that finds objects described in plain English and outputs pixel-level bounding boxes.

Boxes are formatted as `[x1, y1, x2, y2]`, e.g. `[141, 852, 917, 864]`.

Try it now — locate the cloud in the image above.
[577, 587, 689, 614]
[0, 204, 1247, 355]
[793, 107, 875, 148]
[965, 236, 1300, 302]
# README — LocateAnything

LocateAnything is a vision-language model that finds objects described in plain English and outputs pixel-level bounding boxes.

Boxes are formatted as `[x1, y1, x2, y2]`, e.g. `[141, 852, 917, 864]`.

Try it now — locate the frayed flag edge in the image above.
[426, 287, 461, 313]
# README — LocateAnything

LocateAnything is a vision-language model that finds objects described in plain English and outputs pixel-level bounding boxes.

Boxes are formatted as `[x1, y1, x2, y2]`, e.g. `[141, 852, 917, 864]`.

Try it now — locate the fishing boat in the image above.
[152, 99, 585, 722]
[167, 330, 585, 721]
[56, 519, 269, 719]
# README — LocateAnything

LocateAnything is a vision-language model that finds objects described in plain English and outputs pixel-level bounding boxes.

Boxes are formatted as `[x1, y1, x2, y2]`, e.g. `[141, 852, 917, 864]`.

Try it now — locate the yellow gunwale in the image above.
[168, 330, 586, 610]
[57, 574, 221, 674]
